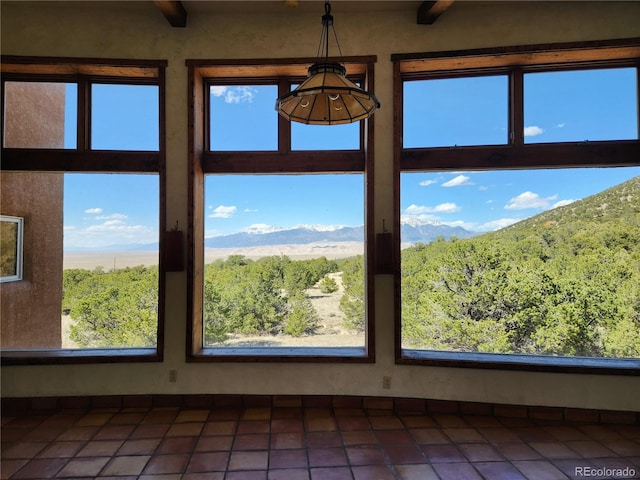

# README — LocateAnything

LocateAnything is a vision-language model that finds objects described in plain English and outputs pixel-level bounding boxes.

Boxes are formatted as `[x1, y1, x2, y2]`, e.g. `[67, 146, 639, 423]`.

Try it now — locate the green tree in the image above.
[339, 256, 365, 331]
[319, 275, 338, 294]
[284, 292, 319, 336]
[202, 255, 337, 344]
[66, 266, 158, 347]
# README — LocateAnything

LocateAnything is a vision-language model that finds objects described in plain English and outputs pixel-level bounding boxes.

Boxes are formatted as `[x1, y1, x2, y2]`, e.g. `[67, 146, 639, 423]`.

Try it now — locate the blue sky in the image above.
[61, 67, 639, 250]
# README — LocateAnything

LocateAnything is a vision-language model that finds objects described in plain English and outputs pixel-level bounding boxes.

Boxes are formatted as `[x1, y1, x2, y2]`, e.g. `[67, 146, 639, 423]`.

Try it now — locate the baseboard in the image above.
[1, 394, 638, 424]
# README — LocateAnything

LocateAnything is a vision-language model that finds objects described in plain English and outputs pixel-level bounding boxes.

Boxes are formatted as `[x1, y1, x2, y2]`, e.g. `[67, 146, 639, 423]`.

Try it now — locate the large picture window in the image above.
[393, 39, 640, 373]
[187, 58, 376, 361]
[1, 57, 166, 364]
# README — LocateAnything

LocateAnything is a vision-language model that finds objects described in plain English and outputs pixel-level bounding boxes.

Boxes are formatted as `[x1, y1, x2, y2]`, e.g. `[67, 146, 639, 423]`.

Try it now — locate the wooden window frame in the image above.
[186, 57, 376, 363]
[392, 39, 640, 375]
[0, 56, 167, 365]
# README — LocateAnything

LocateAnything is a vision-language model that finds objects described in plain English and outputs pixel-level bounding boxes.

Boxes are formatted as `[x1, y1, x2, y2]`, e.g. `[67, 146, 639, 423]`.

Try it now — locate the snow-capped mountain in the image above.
[400, 219, 475, 243]
[204, 220, 475, 248]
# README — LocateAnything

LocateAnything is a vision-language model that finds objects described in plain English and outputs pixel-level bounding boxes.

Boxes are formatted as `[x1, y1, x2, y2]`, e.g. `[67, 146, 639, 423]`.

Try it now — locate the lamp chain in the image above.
[316, 1, 343, 63]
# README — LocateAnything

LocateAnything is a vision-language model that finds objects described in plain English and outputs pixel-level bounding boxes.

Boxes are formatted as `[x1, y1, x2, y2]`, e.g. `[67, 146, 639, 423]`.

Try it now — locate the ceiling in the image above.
[182, 1, 422, 14]
[153, 1, 453, 27]
[2, 1, 455, 29]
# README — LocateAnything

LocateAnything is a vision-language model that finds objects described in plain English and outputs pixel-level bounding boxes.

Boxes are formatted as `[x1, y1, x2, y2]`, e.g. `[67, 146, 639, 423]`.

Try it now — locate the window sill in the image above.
[399, 349, 640, 375]
[1, 348, 160, 366]
[189, 346, 372, 363]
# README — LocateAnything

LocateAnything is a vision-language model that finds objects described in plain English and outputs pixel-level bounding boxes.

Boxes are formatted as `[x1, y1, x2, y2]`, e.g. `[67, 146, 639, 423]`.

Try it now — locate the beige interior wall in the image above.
[1, 1, 639, 412]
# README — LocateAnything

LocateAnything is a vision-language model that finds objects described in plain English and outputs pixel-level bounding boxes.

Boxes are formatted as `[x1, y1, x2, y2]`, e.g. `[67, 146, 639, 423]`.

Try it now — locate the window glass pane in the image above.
[400, 167, 640, 359]
[524, 68, 638, 143]
[203, 174, 365, 349]
[290, 84, 360, 150]
[62, 173, 159, 349]
[292, 122, 360, 150]
[403, 75, 508, 148]
[210, 84, 278, 151]
[1, 172, 159, 350]
[3, 82, 77, 149]
[91, 84, 159, 151]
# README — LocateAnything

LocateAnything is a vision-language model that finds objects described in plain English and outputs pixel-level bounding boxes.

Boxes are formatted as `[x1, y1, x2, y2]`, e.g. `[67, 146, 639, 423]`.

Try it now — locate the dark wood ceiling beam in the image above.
[417, 0, 454, 25]
[154, 0, 187, 28]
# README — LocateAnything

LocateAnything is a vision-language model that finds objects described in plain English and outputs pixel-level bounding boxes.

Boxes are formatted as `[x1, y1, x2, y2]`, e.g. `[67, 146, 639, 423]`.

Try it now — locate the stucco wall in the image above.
[1, 83, 65, 348]
[1, 1, 639, 412]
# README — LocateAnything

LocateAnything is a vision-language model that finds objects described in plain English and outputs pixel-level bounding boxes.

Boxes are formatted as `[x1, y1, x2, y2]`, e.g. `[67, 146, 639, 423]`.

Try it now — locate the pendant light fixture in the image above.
[275, 1, 380, 125]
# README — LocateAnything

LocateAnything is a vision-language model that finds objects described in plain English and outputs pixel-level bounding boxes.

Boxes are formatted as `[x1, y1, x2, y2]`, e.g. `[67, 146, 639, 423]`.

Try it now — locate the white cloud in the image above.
[84, 208, 103, 214]
[210, 86, 227, 97]
[477, 218, 521, 231]
[208, 205, 237, 218]
[96, 213, 128, 220]
[556, 123, 566, 128]
[432, 202, 461, 213]
[419, 179, 438, 187]
[405, 202, 461, 215]
[211, 85, 255, 104]
[404, 205, 429, 215]
[64, 220, 156, 249]
[442, 175, 474, 187]
[401, 214, 439, 225]
[524, 126, 544, 137]
[552, 199, 576, 209]
[101, 220, 125, 227]
[244, 208, 258, 213]
[505, 191, 558, 210]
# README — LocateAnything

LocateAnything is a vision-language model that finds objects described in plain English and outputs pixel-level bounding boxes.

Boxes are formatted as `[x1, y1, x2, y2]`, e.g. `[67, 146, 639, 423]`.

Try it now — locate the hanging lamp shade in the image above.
[275, 1, 380, 125]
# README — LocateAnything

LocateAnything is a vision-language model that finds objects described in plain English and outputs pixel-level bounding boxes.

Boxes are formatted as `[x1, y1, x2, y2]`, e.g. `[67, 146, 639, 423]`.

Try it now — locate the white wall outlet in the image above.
[169, 370, 178, 383]
[382, 375, 392, 389]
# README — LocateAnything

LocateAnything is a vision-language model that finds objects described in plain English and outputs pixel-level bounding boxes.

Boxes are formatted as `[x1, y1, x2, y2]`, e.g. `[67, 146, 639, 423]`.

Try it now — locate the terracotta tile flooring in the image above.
[2, 405, 639, 479]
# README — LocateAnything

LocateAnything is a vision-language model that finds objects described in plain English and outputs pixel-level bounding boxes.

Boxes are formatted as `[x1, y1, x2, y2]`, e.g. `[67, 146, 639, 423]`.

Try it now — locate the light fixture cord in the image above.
[316, 0, 343, 63]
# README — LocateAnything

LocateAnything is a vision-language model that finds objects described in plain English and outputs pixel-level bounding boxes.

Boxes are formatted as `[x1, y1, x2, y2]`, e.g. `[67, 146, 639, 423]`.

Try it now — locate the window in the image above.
[393, 39, 640, 373]
[1, 57, 166, 364]
[403, 75, 509, 148]
[91, 83, 160, 151]
[0, 215, 24, 283]
[209, 84, 278, 151]
[523, 67, 637, 144]
[187, 58, 376, 361]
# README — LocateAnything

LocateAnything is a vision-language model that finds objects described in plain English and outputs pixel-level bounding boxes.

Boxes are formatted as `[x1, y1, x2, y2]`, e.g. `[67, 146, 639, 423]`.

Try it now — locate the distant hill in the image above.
[401, 175, 640, 358]
[488, 175, 640, 245]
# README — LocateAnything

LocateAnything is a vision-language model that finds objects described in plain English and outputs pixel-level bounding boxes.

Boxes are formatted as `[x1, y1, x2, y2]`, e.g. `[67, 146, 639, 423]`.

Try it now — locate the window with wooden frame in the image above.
[187, 58, 376, 362]
[0, 56, 166, 365]
[392, 39, 640, 374]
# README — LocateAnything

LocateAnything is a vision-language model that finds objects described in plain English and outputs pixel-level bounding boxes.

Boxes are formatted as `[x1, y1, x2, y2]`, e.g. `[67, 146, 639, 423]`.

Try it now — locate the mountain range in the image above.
[204, 220, 475, 249]
[65, 176, 639, 253]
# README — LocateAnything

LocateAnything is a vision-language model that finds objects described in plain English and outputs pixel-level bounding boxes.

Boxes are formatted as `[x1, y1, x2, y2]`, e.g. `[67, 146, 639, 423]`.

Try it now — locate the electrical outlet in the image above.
[169, 370, 178, 383]
[382, 375, 391, 389]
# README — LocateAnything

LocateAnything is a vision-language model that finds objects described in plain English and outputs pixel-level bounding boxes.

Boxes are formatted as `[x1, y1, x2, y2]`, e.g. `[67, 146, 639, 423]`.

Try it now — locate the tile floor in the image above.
[1, 404, 639, 479]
